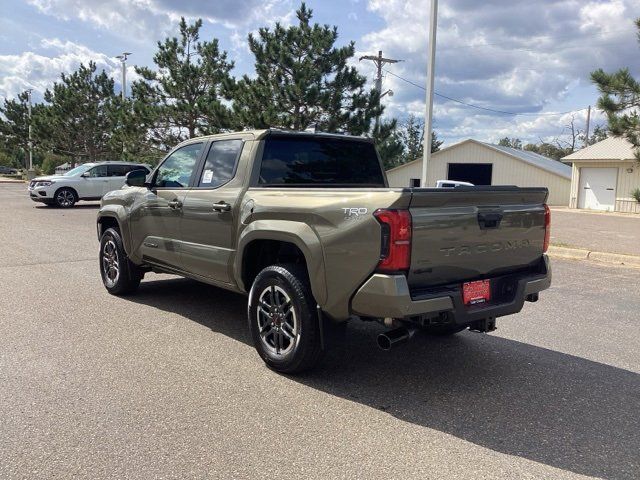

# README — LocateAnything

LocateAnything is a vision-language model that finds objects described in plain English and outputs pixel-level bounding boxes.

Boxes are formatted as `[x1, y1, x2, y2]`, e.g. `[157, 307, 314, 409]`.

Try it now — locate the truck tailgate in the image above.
[407, 187, 548, 289]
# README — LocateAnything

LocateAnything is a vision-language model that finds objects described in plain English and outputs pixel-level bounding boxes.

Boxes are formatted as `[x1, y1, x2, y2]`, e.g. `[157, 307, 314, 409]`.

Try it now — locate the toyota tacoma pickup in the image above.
[97, 130, 551, 373]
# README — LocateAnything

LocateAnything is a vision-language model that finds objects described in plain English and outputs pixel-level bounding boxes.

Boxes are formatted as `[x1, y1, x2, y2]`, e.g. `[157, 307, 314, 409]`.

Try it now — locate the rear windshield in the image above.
[258, 136, 386, 187]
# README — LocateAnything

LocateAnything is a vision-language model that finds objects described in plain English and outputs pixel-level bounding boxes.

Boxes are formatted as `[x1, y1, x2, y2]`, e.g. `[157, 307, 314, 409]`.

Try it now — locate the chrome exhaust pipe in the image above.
[377, 327, 417, 351]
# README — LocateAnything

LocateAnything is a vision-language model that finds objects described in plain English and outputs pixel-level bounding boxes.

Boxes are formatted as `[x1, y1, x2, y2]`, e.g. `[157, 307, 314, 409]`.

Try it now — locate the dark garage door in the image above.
[447, 163, 492, 185]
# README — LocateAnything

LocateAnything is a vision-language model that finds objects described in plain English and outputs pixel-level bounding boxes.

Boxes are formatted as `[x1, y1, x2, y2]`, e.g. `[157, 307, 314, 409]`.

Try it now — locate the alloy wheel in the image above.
[102, 239, 120, 288]
[256, 285, 298, 356]
[56, 190, 75, 207]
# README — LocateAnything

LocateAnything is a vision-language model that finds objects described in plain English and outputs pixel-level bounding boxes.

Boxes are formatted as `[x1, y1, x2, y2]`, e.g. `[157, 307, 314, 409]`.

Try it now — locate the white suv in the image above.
[28, 161, 150, 208]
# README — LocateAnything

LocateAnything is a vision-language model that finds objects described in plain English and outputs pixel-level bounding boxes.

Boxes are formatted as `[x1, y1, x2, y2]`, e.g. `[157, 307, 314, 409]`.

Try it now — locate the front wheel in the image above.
[54, 188, 77, 208]
[99, 228, 141, 295]
[248, 264, 323, 374]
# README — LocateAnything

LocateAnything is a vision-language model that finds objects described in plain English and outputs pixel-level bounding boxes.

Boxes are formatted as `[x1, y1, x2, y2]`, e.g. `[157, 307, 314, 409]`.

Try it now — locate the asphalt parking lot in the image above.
[550, 208, 640, 256]
[1, 183, 639, 479]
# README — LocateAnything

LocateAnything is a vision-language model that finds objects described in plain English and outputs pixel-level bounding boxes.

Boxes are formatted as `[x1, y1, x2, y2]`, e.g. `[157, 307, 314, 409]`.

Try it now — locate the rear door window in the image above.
[258, 137, 385, 187]
[107, 164, 129, 177]
[198, 140, 243, 188]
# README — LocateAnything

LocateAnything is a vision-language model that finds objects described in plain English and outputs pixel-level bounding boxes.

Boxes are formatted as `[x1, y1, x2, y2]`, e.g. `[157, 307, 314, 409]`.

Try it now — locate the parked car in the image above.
[28, 161, 151, 208]
[0, 166, 18, 175]
[97, 130, 551, 373]
[436, 179, 474, 188]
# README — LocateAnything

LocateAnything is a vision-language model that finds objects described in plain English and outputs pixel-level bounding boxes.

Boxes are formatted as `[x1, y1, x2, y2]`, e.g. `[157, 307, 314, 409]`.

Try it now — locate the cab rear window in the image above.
[258, 137, 385, 187]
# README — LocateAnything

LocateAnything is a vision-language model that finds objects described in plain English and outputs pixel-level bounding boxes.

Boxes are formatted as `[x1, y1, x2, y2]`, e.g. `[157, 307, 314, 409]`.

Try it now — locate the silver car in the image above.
[28, 161, 150, 208]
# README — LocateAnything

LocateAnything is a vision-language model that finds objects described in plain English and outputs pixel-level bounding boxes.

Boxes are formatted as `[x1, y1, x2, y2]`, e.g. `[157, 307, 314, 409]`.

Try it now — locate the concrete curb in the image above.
[0, 179, 26, 184]
[548, 245, 640, 268]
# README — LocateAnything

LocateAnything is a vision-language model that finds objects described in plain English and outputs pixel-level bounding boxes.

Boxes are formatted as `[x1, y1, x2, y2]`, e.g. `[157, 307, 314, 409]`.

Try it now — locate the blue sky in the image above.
[2, 0, 640, 146]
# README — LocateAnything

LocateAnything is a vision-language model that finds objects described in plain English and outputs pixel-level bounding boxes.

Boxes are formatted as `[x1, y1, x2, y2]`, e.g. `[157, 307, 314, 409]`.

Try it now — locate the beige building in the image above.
[385, 139, 572, 206]
[563, 137, 640, 213]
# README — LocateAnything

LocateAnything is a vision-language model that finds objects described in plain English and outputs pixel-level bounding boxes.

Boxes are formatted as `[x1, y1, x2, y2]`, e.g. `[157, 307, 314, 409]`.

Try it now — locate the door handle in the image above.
[168, 200, 182, 210]
[477, 211, 503, 229]
[212, 201, 231, 212]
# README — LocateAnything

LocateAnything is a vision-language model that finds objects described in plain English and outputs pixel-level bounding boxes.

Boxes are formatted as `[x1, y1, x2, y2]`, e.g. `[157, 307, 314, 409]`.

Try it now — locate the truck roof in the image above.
[177, 128, 374, 146]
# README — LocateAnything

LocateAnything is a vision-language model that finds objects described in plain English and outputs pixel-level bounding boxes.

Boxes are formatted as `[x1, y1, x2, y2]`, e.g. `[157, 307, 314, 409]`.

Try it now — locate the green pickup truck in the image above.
[97, 130, 551, 373]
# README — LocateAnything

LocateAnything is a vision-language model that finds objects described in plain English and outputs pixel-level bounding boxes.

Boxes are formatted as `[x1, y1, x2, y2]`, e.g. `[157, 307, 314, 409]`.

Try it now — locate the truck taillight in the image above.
[543, 204, 551, 253]
[374, 209, 412, 273]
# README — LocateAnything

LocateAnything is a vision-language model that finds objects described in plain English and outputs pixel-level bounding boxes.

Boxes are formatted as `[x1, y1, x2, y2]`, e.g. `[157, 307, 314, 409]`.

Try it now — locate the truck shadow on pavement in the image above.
[130, 277, 639, 480]
[34, 204, 100, 209]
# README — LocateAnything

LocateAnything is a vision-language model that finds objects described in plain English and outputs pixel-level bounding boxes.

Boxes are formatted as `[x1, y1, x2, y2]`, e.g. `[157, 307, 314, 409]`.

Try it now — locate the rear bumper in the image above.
[351, 255, 551, 324]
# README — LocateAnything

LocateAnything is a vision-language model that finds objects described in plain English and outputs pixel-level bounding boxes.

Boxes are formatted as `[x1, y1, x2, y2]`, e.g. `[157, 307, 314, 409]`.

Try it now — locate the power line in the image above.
[383, 69, 588, 117]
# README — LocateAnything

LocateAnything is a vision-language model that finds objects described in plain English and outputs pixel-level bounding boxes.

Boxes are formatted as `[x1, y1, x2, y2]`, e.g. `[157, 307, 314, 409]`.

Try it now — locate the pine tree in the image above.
[399, 115, 442, 164]
[133, 18, 235, 150]
[0, 92, 36, 168]
[374, 119, 404, 169]
[233, 3, 381, 134]
[108, 97, 164, 165]
[35, 62, 118, 164]
[591, 18, 640, 158]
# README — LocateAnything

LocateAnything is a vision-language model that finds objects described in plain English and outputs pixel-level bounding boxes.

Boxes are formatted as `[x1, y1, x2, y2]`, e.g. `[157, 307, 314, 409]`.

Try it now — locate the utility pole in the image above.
[115, 52, 132, 100]
[421, 0, 438, 187]
[584, 105, 591, 148]
[359, 51, 401, 130]
[359, 51, 401, 93]
[26, 88, 33, 171]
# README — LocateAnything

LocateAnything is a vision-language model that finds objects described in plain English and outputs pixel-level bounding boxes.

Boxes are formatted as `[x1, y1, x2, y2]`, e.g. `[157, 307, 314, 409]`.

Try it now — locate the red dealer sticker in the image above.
[462, 280, 491, 305]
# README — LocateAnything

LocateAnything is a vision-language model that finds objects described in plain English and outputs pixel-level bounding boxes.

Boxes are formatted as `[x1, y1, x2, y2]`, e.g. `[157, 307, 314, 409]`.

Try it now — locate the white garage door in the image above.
[578, 167, 617, 211]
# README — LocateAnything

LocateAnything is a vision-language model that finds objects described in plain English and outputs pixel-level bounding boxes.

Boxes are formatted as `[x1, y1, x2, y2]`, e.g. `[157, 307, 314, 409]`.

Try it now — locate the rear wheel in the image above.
[99, 227, 141, 295]
[54, 188, 77, 208]
[248, 264, 323, 374]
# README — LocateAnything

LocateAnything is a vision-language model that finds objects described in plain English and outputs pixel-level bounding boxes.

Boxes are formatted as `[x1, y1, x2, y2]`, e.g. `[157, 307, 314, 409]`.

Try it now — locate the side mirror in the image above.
[81, 172, 90, 178]
[125, 169, 147, 187]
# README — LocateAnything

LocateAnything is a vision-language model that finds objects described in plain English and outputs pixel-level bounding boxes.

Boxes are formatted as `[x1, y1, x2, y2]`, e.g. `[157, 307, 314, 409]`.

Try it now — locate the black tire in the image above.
[422, 324, 467, 336]
[54, 187, 77, 208]
[248, 264, 323, 374]
[99, 227, 142, 296]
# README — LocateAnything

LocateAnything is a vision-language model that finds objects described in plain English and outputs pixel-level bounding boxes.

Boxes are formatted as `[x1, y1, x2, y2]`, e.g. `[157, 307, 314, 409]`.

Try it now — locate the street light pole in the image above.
[115, 52, 132, 157]
[26, 88, 33, 171]
[421, 0, 438, 187]
[115, 52, 132, 100]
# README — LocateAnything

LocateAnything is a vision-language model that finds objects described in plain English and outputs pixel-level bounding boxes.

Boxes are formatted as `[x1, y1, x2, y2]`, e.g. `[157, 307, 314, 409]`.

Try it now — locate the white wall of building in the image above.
[386, 140, 571, 206]
[569, 161, 640, 213]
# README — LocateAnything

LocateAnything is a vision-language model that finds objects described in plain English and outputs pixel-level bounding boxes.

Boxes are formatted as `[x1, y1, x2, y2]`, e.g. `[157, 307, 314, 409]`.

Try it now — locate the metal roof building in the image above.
[386, 139, 572, 206]
[563, 137, 640, 213]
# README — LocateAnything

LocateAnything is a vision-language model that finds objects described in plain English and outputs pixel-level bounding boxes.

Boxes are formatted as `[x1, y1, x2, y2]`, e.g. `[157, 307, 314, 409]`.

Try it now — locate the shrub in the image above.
[632, 187, 640, 203]
[41, 153, 68, 175]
